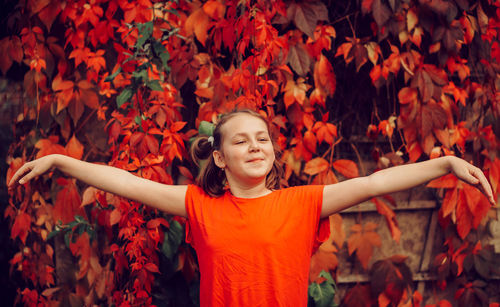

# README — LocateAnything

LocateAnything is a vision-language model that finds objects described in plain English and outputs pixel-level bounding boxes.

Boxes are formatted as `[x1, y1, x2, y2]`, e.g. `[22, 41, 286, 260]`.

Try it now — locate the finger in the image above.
[473, 168, 495, 204]
[8, 164, 31, 187]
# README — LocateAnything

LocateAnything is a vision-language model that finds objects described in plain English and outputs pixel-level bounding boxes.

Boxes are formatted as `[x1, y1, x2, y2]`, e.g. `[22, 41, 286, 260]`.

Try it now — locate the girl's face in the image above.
[213, 113, 275, 187]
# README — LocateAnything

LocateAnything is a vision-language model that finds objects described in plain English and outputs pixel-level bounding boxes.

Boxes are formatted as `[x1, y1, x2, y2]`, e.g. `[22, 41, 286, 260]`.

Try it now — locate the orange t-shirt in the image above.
[185, 184, 326, 307]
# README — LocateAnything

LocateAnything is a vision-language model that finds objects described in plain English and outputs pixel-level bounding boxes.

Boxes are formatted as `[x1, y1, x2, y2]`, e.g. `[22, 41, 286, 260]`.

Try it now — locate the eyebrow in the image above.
[231, 131, 269, 138]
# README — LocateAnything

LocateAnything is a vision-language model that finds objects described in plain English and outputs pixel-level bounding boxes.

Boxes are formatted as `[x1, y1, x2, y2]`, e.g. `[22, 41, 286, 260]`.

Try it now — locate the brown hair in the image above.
[190, 109, 283, 197]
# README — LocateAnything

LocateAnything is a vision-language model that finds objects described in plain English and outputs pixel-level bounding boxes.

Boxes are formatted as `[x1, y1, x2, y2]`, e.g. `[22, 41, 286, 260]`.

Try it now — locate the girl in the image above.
[8, 109, 495, 307]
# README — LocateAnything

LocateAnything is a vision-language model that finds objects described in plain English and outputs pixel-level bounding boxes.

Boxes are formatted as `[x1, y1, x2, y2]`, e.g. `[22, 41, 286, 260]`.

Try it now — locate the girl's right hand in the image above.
[8, 155, 55, 187]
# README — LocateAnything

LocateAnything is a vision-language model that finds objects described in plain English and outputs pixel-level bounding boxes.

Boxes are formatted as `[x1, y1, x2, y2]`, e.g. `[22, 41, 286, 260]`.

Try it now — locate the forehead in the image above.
[220, 114, 269, 138]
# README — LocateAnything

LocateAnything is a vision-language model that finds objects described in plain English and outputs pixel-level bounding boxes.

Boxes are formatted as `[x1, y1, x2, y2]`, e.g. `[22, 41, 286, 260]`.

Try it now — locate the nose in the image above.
[248, 139, 260, 152]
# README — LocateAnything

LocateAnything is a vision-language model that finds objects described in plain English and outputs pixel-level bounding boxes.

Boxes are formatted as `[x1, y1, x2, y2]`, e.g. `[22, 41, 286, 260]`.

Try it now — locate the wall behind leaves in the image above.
[1, 0, 499, 306]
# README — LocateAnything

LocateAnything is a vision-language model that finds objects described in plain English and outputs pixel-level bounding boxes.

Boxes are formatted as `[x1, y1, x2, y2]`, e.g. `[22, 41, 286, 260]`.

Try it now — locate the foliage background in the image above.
[1, 0, 500, 306]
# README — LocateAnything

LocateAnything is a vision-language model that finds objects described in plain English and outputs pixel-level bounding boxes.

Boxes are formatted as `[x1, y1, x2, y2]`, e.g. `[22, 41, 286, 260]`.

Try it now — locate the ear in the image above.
[212, 150, 226, 168]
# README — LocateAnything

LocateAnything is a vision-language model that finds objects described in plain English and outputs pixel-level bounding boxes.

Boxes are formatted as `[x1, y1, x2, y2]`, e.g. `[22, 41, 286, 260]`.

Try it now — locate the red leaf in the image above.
[53, 180, 82, 224]
[333, 159, 359, 178]
[427, 173, 458, 188]
[0, 37, 13, 75]
[11, 212, 31, 244]
[304, 157, 329, 176]
[456, 191, 472, 239]
[144, 262, 160, 273]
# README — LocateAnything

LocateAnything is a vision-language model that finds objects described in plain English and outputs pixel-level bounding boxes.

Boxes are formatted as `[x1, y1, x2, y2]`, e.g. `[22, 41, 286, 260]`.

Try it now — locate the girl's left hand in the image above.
[449, 157, 496, 204]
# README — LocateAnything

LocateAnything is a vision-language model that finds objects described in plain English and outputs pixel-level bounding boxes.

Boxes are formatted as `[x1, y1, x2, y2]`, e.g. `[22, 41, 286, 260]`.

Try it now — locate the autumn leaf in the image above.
[185, 8, 211, 46]
[53, 178, 82, 224]
[287, 1, 329, 38]
[347, 222, 382, 269]
[372, 197, 401, 243]
[66, 135, 84, 160]
[332, 159, 359, 178]
[283, 77, 309, 108]
[313, 54, 336, 96]
[370, 255, 412, 305]
[35, 137, 67, 158]
[11, 211, 31, 244]
[304, 157, 329, 176]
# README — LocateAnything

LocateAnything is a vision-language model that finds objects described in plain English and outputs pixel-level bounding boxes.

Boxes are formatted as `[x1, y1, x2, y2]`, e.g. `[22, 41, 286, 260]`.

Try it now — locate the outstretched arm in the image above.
[321, 156, 495, 218]
[8, 154, 188, 217]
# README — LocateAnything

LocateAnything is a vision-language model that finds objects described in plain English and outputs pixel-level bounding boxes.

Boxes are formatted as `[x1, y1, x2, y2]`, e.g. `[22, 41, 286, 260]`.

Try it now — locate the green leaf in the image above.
[104, 67, 122, 82]
[64, 231, 71, 248]
[147, 80, 163, 91]
[47, 229, 60, 240]
[133, 69, 148, 82]
[136, 21, 153, 49]
[134, 115, 142, 125]
[117, 88, 133, 108]
[161, 220, 184, 260]
[308, 281, 335, 307]
[198, 121, 215, 136]
[153, 41, 170, 71]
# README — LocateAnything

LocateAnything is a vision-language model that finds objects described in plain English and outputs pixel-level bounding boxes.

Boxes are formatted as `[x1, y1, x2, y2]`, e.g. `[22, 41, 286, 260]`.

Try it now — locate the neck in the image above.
[226, 177, 271, 198]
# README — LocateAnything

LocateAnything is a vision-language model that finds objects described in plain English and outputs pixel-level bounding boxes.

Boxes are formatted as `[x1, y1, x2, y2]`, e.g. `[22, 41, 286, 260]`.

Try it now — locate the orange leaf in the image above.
[332, 159, 359, 178]
[309, 248, 338, 283]
[303, 130, 317, 153]
[203, 0, 225, 20]
[398, 87, 418, 104]
[314, 54, 336, 96]
[304, 157, 329, 176]
[35, 138, 67, 158]
[66, 135, 84, 160]
[283, 78, 310, 108]
[347, 222, 381, 268]
[372, 197, 401, 243]
[110, 208, 121, 226]
[185, 8, 210, 46]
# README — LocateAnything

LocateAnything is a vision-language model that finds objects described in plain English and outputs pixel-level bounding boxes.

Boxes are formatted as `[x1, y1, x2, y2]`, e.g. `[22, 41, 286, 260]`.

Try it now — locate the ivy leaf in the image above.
[370, 255, 412, 305]
[342, 284, 373, 306]
[288, 1, 329, 37]
[147, 80, 163, 91]
[372, 0, 391, 27]
[104, 67, 122, 82]
[347, 222, 381, 269]
[11, 212, 31, 244]
[65, 135, 84, 160]
[372, 197, 401, 243]
[53, 178, 83, 224]
[153, 40, 170, 71]
[304, 157, 329, 176]
[136, 21, 153, 49]
[116, 88, 133, 108]
[161, 220, 183, 260]
[332, 159, 359, 178]
[198, 120, 214, 136]
[308, 271, 337, 307]
[287, 43, 312, 76]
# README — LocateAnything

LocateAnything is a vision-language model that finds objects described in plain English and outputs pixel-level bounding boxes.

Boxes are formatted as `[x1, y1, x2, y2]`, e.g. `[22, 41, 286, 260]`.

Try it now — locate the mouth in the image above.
[247, 158, 264, 163]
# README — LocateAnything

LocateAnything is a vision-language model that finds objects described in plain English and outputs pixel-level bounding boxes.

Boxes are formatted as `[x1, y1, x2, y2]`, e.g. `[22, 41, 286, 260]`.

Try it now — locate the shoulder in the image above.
[274, 185, 324, 200]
